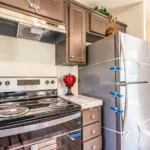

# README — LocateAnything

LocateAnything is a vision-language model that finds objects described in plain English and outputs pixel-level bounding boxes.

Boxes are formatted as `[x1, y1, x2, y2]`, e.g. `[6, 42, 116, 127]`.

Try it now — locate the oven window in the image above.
[0, 117, 82, 150]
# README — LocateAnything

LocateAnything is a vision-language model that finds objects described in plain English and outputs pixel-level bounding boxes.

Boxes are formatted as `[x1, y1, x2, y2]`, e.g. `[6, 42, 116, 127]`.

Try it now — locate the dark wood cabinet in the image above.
[82, 107, 102, 150]
[56, 3, 86, 65]
[87, 12, 127, 37]
[69, 4, 86, 63]
[37, 0, 64, 22]
[90, 13, 108, 35]
[0, 0, 65, 23]
[0, 0, 35, 12]
[110, 23, 126, 33]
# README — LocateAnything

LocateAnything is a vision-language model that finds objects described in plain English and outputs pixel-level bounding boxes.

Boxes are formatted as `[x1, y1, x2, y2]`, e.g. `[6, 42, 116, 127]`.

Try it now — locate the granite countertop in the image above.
[59, 95, 103, 110]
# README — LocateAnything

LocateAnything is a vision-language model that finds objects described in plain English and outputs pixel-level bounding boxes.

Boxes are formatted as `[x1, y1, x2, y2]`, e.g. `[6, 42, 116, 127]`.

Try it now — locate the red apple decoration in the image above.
[63, 74, 76, 96]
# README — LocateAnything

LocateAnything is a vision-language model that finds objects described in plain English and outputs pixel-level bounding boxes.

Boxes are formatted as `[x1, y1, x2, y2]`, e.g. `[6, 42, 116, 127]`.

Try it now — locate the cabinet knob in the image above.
[91, 130, 96, 134]
[91, 115, 95, 119]
[70, 56, 74, 59]
[92, 146, 96, 149]
[27, 0, 39, 12]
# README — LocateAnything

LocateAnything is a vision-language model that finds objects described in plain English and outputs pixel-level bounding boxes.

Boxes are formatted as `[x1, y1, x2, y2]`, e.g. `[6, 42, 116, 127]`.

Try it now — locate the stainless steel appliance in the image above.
[79, 32, 150, 150]
[0, 7, 66, 44]
[0, 77, 81, 150]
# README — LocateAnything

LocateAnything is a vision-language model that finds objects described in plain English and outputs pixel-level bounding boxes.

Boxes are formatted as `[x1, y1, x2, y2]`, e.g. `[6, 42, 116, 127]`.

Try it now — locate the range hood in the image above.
[0, 8, 66, 44]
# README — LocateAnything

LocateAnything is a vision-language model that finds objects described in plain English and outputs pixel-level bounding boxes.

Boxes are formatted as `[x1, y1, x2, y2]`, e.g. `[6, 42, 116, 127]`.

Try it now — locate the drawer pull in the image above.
[91, 115, 95, 119]
[92, 146, 96, 149]
[91, 130, 96, 134]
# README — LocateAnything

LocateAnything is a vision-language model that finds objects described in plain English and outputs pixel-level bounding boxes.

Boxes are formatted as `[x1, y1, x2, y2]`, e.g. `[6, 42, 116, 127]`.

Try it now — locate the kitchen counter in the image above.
[59, 95, 103, 110]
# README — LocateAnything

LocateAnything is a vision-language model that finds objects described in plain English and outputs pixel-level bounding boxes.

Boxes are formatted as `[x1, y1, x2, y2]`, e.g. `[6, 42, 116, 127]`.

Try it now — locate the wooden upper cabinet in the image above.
[90, 13, 108, 35]
[69, 4, 86, 63]
[110, 23, 126, 33]
[36, 0, 64, 22]
[0, 0, 36, 12]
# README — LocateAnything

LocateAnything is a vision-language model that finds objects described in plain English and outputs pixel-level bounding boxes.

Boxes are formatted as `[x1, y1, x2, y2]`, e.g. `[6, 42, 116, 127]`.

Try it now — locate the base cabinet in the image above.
[83, 136, 102, 150]
[82, 107, 102, 150]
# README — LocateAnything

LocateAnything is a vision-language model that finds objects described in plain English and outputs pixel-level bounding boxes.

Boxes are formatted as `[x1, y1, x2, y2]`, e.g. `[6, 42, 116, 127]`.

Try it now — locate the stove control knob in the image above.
[5, 81, 10, 86]
[45, 80, 50, 85]
[51, 80, 55, 84]
[0, 82, 2, 86]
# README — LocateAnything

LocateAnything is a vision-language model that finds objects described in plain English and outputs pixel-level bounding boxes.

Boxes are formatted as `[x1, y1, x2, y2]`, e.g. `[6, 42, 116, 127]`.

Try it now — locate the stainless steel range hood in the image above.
[0, 8, 66, 44]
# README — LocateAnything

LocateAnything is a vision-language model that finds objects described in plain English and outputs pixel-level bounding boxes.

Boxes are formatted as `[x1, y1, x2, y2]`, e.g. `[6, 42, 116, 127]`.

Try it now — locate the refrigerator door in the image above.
[118, 32, 150, 150]
[79, 35, 121, 150]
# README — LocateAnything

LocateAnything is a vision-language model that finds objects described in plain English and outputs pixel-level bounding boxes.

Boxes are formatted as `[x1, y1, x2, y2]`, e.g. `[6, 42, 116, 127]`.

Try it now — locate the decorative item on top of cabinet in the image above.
[56, 3, 86, 65]
[105, 14, 118, 36]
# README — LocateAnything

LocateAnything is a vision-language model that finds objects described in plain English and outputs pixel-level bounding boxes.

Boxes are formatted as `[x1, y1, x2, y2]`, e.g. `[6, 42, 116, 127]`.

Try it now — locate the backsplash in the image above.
[0, 35, 78, 95]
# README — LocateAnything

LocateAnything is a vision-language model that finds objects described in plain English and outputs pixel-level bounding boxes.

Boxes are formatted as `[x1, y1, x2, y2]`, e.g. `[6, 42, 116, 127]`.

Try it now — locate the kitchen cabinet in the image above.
[0, 0, 36, 12]
[110, 23, 126, 33]
[82, 107, 102, 149]
[89, 13, 109, 35]
[87, 12, 127, 37]
[56, 3, 86, 65]
[0, 0, 65, 23]
[37, 0, 64, 22]
[69, 3, 86, 63]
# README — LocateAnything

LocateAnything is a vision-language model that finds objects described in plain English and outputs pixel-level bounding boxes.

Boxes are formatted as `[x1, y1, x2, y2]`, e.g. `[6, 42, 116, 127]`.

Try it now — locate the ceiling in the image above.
[75, 0, 143, 16]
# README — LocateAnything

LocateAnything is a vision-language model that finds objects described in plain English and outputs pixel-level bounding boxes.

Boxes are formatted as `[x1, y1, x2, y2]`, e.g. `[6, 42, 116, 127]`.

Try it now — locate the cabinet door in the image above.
[37, 0, 64, 22]
[110, 23, 126, 33]
[0, 0, 35, 12]
[90, 13, 108, 35]
[69, 4, 86, 63]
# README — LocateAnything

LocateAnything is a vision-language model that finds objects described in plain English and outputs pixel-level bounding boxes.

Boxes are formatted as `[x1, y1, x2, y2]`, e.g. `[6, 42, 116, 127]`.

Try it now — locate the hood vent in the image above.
[0, 8, 66, 44]
[17, 23, 42, 41]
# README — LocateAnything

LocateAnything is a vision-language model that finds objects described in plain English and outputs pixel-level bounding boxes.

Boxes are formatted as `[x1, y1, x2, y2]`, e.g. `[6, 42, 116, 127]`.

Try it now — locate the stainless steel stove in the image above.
[0, 77, 81, 138]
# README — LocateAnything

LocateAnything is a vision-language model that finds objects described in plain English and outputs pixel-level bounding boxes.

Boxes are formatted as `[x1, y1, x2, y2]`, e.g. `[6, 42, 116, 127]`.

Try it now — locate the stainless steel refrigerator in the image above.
[79, 32, 150, 150]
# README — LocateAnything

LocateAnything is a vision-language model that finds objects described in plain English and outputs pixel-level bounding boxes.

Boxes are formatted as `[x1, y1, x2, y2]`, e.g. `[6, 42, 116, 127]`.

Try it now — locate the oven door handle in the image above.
[0, 112, 81, 137]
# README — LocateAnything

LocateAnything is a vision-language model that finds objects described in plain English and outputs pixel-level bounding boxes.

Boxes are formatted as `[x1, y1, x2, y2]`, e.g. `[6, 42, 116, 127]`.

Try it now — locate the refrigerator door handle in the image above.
[117, 81, 148, 86]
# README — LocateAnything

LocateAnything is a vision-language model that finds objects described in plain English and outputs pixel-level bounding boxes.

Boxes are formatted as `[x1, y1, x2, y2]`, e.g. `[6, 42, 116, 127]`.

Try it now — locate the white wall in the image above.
[146, 26, 150, 41]
[118, 2, 146, 39]
[146, 0, 150, 41]
[0, 35, 78, 95]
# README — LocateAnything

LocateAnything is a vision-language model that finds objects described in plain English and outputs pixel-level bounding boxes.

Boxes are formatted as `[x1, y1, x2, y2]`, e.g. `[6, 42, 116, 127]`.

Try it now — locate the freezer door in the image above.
[119, 32, 150, 150]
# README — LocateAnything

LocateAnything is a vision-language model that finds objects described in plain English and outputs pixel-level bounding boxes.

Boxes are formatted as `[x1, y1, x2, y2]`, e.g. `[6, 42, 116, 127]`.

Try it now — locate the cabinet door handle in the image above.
[70, 56, 74, 59]
[92, 146, 96, 149]
[28, 0, 34, 8]
[27, 0, 39, 12]
[91, 130, 96, 134]
[91, 115, 95, 119]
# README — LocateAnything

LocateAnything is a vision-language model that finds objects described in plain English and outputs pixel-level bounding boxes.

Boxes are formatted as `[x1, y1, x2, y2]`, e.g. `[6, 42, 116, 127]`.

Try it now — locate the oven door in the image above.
[0, 112, 82, 150]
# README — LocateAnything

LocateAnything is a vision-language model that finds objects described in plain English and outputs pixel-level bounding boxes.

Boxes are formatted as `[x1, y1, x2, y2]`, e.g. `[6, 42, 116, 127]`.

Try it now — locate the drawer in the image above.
[83, 136, 102, 150]
[82, 107, 101, 126]
[83, 122, 101, 142]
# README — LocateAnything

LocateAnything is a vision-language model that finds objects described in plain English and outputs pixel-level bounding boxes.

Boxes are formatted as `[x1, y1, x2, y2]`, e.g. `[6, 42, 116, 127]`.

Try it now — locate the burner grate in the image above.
[38, 98, 57, 104]
[0, 102, 19, 108]
[49, 100, 68, 109]
[0, 107, 29, 118]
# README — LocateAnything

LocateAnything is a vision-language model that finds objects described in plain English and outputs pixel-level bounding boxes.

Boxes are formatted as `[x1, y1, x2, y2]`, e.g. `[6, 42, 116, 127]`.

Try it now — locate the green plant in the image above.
[93, 6, 110, 16]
